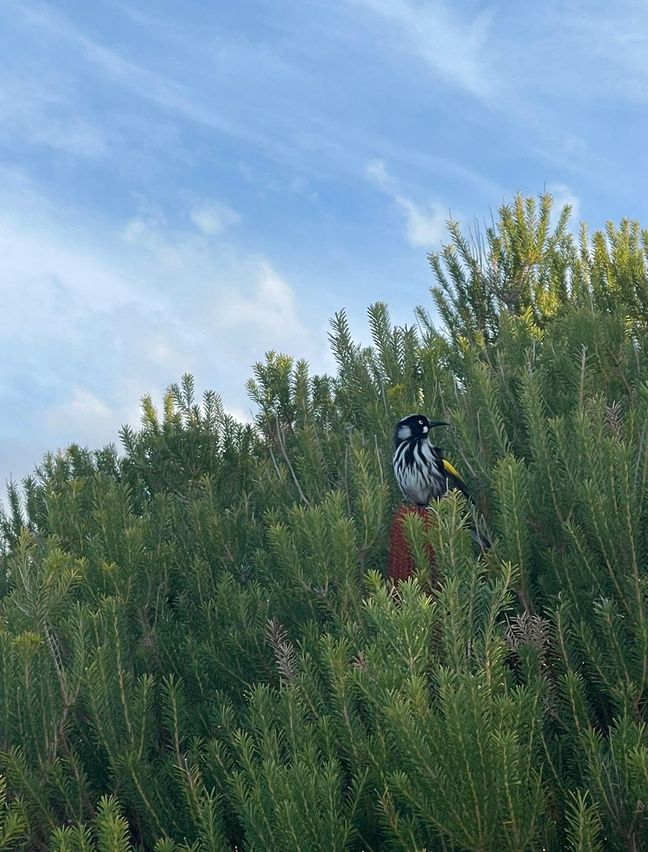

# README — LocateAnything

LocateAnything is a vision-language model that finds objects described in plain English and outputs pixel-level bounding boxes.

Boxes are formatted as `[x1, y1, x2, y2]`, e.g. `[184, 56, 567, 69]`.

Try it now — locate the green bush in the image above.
[2, 193, 648, 850]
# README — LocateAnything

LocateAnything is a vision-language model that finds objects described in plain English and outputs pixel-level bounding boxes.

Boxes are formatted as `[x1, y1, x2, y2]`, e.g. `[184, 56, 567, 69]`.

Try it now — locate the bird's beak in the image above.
[428, 420, 448, 428]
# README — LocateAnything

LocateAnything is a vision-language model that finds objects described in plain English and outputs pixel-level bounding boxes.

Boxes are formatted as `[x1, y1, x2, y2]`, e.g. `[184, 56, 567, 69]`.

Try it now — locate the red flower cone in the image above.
[387, 505, 437, 584]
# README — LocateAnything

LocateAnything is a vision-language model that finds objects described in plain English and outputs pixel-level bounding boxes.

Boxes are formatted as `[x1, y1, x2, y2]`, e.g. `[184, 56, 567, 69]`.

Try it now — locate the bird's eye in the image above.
[418, 419, 423, 425]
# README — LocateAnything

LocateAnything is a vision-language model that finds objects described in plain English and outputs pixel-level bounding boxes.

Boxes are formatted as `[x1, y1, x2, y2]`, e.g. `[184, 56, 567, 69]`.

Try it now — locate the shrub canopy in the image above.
[2, 193, 648, 851]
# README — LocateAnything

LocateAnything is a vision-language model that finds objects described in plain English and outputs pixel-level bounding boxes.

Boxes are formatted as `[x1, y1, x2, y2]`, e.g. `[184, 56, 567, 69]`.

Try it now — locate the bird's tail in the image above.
[468, 521, 491, 552]
[442, 458, 490, 550]
[466, 508, 491, 552]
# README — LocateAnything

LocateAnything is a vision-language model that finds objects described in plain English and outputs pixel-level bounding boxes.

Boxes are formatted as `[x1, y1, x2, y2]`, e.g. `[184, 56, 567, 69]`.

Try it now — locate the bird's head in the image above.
[393, 414, 447, 446]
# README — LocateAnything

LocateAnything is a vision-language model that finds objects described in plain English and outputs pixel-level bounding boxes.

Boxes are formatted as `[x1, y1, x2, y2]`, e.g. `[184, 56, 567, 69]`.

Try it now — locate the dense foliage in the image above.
[2, 194, 648, 850]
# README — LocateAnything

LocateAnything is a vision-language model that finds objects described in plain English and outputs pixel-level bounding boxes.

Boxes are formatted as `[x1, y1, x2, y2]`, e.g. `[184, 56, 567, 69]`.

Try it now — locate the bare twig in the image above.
[274, 416, 311, 507]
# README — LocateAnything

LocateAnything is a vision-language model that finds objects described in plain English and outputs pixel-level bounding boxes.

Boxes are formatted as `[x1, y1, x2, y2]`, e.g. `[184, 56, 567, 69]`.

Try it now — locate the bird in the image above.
[392, 413, 490, 549]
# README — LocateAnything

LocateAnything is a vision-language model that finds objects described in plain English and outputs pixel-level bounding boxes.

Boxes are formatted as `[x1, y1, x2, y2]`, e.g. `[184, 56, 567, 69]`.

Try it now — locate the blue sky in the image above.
[2, 0, 648, 497]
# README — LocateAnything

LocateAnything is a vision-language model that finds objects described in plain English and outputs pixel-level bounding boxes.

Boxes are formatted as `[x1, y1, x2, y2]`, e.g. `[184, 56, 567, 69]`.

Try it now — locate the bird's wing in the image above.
[442, 457, 490, 549]
[441, 458, 473, 501]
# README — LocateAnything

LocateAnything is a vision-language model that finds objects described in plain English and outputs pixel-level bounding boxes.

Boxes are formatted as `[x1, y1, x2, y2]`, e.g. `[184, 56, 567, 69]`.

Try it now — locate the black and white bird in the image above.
[392, 413, 490, 548]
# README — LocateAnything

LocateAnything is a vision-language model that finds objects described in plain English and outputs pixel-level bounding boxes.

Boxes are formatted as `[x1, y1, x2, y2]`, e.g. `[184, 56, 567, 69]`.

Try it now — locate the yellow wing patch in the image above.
[442, 458, 462, 480]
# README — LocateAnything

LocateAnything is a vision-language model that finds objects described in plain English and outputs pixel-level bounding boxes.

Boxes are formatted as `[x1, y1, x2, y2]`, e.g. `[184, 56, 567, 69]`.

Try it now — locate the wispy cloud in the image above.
[547, 182, 581, 231]
[0, 76, 107, 157]
[542, 2, 648, 101]
[367, 159, 448, 248]
[190, 201, 241, 236]
[3, 0, 502, 189]
[46, 387, 114, 433]
[349, 0, 498, 100]
[3, 0, 309, 170]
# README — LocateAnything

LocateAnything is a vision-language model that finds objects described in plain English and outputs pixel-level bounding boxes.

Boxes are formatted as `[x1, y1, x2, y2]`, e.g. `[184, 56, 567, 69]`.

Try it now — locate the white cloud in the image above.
[366, 158, 392, 190]
[216, 262, 301, 336]
[367, 158, 448, 248]
[548, 183, 581, 225]
[47, 387, 114, 433]
[349, 0, 498, 100]
[190, 201, 241, 235]
[0, 179, 327, 495]
[396, 197, 447, 248]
